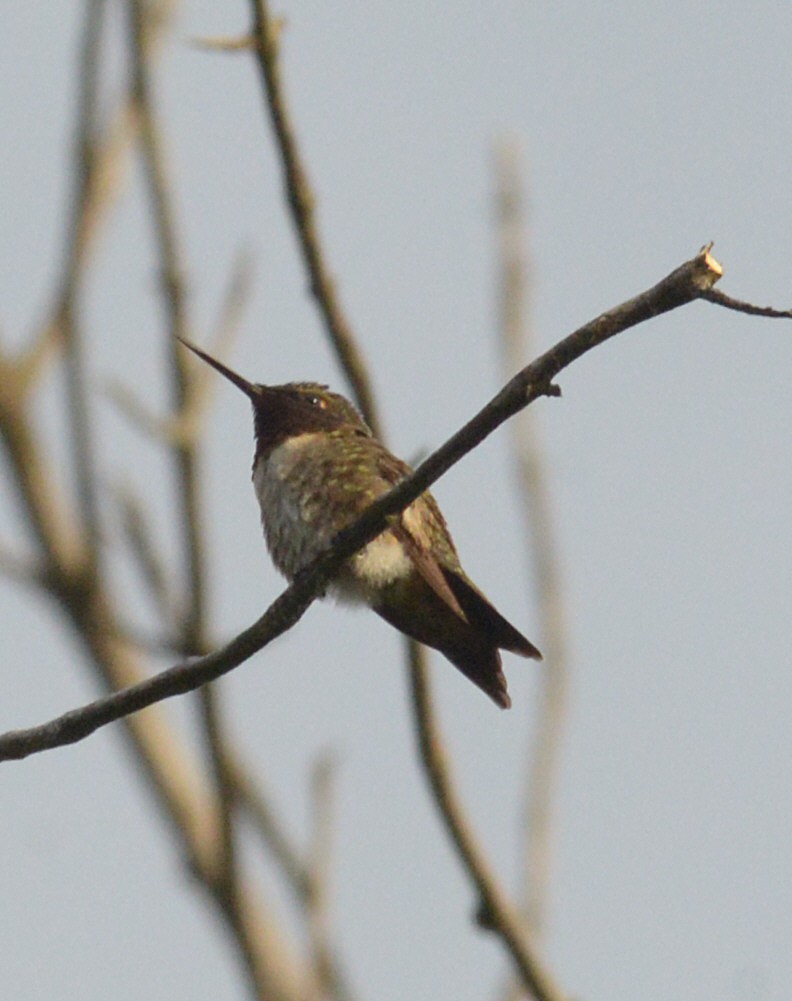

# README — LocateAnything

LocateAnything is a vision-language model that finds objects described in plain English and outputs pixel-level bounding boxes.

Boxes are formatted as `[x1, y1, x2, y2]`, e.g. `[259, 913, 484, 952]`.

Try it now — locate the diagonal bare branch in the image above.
[0, 245, 726, 761]
[115, 484, 179, 621]
[231, 763, 314, 900]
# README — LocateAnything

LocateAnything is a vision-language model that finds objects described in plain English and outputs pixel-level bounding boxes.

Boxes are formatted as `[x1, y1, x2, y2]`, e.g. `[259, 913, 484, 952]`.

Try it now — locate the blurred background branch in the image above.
[494, 141, 570, 997]
[495, 141, 570, 937]
[0, 3, 355, 998]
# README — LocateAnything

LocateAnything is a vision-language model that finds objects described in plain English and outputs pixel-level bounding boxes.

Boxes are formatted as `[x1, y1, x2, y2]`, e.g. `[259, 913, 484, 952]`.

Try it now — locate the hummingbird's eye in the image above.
[307, 394, 326, 409]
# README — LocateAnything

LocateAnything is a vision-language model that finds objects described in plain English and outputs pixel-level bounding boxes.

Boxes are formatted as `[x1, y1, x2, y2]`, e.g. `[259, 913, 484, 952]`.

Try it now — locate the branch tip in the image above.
[701, 287, 792, 319]
[701, 243, 723, 277]
[690, 244, 723, 292]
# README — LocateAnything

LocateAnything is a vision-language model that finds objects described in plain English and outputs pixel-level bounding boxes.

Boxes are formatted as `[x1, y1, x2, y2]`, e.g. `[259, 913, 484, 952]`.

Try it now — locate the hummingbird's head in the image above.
[250, 382, 372, 457]
[178, 338, 372, 456]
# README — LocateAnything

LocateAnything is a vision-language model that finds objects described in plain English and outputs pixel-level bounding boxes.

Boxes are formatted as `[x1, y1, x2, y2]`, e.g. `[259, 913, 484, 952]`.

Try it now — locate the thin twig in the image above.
[127, 0, 250, 984]
[33, 0, 177, 368]
[495, 144, 568, 947]
[308, 751, 335, 917]
[39, 0, 176, 569]
[109, 250, 253, 448]
[248, 0, 380, 432]
[1, 7, 311, 997]
[13, 325, 61, 400]
[193, 252, 260, 920]
[128, 0, 205, 646]
[232, 760, 357, 1001]
[115, 484, 178, 621]
[307, 753, 353, 1001]
[59, 0, 107, 576]
[701, 287, 792, 317]
[206, 250, 256, 372]
[407, 642, 565, 1001]
[192, 34, 257, 53]
[188, 250, 257, 420]
[231, 763, 314, 901]
[0, 401, 311, 999]
[0, 245, 726, 761]
[0, 363, 86, 574]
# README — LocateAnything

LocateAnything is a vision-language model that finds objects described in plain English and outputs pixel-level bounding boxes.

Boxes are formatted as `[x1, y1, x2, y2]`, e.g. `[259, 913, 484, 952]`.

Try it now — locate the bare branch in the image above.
[32, 0, 175, 568]
[306, 752, 350, 1001]
[127, 5, 264, 989]
[115, 485, 178, 619]
[407, 643, 565, 1001]
[196, 687, 243, 918]
[0, 369, 87, 575]
[128, 0, 206, 648]
[29, 0, 176, 382]
[248, 0, 380, 432]
[308, 752, 335, 912]
[0, 410, 311, 997]
[3, 5, 320, 996]
[59, 0, 108, 572]
[188, 250, 257, 422]
[495, 143, 568, 946]
[701, 287, 792, 318]
[49, 0, 179, 562]
[231, 764, 314, 901]
[0, 245, 726, 761]
[106, 380, 189, 443]
[13, 325, 61, 400]
[74, 608, 314, 1001]
[232, 759, 357, 1001]
[210, 250, 256, 356]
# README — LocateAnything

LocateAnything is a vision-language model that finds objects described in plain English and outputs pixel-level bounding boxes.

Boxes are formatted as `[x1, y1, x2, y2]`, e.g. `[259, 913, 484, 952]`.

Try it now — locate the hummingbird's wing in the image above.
[390, 519, 467, 620]
[393, 495, 540, 659]
[370, 449, 468, 618]
[373, 444, 540, 663]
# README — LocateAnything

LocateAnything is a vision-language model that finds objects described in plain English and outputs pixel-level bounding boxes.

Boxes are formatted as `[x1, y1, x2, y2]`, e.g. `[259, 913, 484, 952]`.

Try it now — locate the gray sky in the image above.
[1, 2, 790, 1000]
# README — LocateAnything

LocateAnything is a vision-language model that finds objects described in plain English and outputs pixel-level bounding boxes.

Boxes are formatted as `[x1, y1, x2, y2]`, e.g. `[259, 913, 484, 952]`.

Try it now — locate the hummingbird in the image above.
[180, 339, 542, 708]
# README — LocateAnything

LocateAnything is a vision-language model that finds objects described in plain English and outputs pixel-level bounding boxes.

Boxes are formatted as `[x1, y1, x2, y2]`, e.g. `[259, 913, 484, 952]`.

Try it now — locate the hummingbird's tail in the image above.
[373, 575, 539, 709]
[440, 638, 513, 709]
[442, 570, 542, 661]
[375, 596, 512, 706]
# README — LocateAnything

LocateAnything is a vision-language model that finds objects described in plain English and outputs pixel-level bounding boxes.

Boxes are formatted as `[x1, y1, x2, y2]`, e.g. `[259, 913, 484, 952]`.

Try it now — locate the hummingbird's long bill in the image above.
[177, 337, 260, 400]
